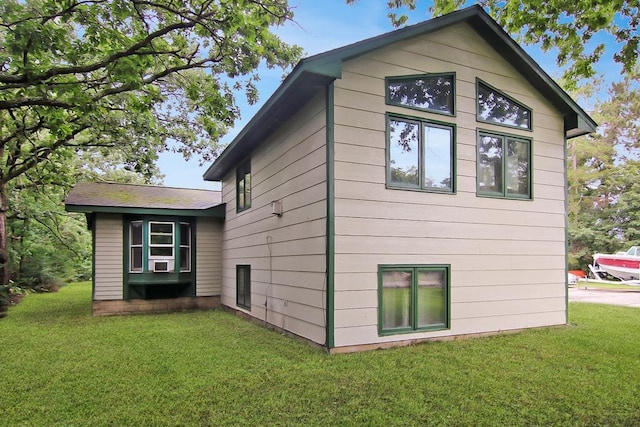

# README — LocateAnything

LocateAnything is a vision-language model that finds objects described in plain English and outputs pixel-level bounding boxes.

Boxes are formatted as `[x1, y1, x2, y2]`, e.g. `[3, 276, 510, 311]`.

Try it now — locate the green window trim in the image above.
[378, 264, 451, 336]
[129, 220, 143, 272]
[476, 79, 532, 131]
[386, 113, 456, 193]
[385, 73, 456, 116]
[476, 129, 532, 200]
[179, 222, 191, 272]
[236, 265, 251, 310]
[236, 159, 251, 212]
[126, 218, 193, 274]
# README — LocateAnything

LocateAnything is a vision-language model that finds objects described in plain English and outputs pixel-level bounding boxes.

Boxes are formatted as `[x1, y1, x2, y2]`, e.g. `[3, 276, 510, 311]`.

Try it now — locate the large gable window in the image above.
[236, 160, 251, 212]
[386, 73, 454, 115]
[387, 115, 455, 193]
[477, 80, 531, 130]
[378, 265, 450, 335]
[477, 131, 531, 199]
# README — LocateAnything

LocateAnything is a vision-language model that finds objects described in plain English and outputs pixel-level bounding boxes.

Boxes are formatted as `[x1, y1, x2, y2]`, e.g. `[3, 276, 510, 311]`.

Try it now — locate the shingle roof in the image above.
[203, 4, 597, 182]
[65, 182, 222, 213]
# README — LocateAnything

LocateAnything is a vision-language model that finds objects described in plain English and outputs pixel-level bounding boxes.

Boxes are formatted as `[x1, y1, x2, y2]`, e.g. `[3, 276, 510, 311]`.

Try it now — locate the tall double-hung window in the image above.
[475, 79, 532, 200]
[387, 116, 455, 192]
[477, 131, 531, 199]
[385, 74, 456, 193]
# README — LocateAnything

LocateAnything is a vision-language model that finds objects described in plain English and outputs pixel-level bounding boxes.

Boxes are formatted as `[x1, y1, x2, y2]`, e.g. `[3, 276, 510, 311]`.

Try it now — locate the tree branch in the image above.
[0, 20, 198, 86]
[4, 124, 90, 184]
[0, 98, 75, 110]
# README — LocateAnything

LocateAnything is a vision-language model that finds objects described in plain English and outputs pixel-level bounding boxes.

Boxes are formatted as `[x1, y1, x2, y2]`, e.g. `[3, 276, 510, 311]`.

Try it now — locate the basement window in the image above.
[378, 264, 450, 335]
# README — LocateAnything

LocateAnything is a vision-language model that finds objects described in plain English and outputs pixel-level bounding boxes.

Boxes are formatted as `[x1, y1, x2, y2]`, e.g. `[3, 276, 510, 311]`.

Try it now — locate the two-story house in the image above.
[66, 5, 596, 353]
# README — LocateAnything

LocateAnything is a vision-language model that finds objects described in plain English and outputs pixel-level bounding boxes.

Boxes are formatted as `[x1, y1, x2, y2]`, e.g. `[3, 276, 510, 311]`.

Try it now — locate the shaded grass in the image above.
[1, 282, 639, 426]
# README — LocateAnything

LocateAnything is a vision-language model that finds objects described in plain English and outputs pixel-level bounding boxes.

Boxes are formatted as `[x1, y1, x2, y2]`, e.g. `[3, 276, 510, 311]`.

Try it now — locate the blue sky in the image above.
[157, 0, 621, 189]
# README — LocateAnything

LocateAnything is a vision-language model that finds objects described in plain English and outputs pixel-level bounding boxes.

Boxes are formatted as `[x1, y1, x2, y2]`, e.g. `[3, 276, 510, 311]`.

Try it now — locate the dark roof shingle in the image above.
[65, 182, 221, 211]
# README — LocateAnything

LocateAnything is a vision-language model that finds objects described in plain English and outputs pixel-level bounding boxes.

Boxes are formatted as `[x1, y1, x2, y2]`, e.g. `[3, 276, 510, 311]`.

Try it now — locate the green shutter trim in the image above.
[90, 214, 96, 300]
[122, 218, 130, 300]
[325, 82, 335, 350]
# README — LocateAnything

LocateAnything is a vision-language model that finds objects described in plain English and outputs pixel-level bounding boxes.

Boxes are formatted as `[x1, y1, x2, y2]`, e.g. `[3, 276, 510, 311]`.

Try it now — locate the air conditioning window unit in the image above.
[149, 259, 174, 273]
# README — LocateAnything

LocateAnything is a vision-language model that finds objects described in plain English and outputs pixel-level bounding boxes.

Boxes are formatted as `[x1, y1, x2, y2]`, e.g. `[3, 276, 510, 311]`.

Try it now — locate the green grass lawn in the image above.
[1, 282, 639, 426]
[575, 280, 640, 290]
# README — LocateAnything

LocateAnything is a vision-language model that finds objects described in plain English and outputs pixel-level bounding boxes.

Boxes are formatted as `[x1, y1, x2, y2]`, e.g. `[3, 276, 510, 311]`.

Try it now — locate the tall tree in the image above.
[351, 0, 639, 88]
[0, 0, 302, 285]
[567, 72, 640, 269]
[5, 143, 160, 295]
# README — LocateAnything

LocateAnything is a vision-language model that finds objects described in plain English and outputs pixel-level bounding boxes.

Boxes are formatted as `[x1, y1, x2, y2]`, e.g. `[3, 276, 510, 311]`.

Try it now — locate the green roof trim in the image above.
[203, 5, 596, 182]
[65, 204, 226, 218]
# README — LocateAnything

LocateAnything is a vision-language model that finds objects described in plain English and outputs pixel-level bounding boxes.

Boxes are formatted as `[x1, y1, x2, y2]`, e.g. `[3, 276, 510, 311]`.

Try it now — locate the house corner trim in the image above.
[326, 82, 336, 350]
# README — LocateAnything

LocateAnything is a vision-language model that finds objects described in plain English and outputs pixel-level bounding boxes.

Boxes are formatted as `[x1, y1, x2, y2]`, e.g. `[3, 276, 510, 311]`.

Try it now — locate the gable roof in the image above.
[203, 5, 597, 181]
[65, 182, 225, 217]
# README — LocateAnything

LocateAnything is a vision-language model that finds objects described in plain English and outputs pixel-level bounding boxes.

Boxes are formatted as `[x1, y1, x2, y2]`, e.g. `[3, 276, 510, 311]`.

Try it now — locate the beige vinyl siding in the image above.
[220, 93, 327, 345]
[332, 22, 567, 347]
[94, 213, 124, 300]
[195, 218, 223, 296]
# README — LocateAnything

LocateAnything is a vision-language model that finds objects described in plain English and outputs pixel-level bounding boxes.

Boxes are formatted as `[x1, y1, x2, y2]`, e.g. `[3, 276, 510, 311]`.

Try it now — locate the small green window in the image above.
[387, 115, 455, 192]
[477, 131, 531, 199]
[129, 221, 143, 272]
[236, 265, 251, 310]
[179, 222, 191, 272]
[378, 265, 450, 335]
[237, 160, 251, 212]
[386, 73, 455, 115]
[477, 80, 531, 130]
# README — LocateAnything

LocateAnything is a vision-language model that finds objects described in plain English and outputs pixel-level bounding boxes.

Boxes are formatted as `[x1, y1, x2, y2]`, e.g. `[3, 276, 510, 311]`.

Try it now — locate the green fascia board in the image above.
[203, 5, 597, 184]
[65, 203, 226, 218]
[203, 71, 336, 181]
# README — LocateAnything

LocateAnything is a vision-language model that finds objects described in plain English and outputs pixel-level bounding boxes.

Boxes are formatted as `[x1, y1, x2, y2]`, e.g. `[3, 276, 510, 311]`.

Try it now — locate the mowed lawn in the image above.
[1, 283, 639, 426]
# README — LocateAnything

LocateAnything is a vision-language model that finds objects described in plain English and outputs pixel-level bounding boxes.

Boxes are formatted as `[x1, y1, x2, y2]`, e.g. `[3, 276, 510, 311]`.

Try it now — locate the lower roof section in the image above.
[65, 182, 225, 218]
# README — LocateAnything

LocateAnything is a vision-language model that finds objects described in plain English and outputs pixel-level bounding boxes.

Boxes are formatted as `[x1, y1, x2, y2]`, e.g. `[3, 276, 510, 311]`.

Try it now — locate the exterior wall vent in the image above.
[271, 200, 283, 216]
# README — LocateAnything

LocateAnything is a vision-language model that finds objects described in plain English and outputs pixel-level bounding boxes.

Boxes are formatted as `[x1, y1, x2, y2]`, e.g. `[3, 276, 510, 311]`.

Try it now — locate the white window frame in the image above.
[148, 221, 175, 259]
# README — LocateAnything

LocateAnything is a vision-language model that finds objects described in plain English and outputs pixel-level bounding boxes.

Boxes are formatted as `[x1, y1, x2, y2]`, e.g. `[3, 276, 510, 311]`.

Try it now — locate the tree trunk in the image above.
[0, 180, 9, 286]
[17, 219, 27, 282]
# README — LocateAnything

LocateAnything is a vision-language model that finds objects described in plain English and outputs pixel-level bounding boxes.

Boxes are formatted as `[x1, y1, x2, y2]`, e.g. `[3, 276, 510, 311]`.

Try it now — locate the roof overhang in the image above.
[464, 12, 597, 139]
[203, 70, 337, 181]
[65, 203, 226, 218]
